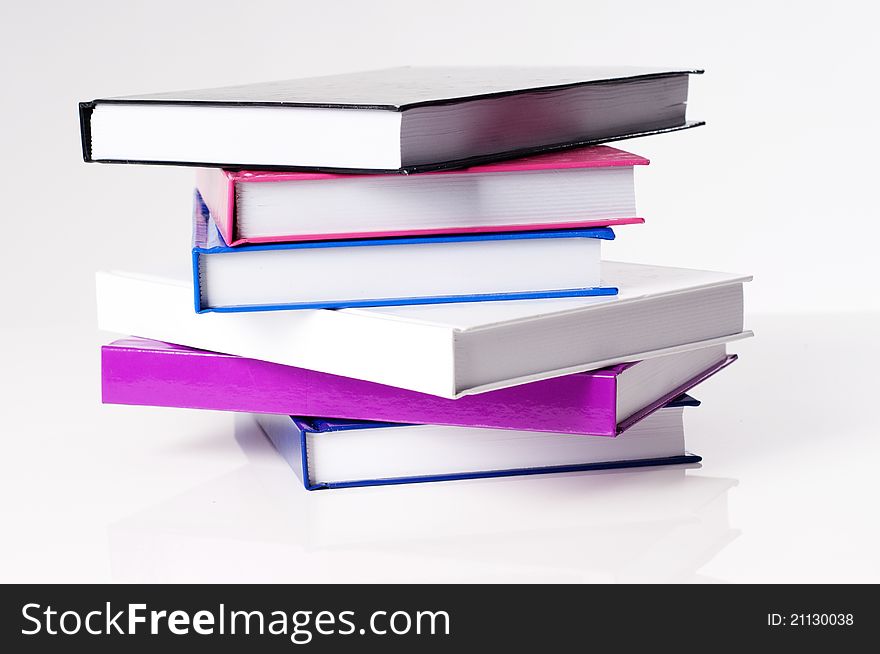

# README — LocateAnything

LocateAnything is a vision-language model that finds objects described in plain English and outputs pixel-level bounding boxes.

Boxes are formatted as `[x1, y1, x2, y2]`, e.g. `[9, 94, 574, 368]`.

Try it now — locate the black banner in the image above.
[0, 584, 873, 651]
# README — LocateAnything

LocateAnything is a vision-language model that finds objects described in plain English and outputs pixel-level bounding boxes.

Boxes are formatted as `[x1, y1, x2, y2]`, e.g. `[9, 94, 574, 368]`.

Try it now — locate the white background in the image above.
[0, 0, 878, 583]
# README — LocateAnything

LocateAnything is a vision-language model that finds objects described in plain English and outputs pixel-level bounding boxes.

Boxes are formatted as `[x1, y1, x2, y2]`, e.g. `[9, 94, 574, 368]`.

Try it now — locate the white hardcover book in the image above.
[96, 261, 752, 399]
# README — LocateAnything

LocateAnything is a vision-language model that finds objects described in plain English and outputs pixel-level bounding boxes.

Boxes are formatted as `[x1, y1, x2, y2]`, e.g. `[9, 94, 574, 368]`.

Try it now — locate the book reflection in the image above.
[109, 415, 739, 583]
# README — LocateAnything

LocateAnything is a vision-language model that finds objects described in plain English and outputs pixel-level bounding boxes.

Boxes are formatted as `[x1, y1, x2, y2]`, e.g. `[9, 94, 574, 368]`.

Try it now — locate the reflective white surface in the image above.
[0, 313, 878, 583]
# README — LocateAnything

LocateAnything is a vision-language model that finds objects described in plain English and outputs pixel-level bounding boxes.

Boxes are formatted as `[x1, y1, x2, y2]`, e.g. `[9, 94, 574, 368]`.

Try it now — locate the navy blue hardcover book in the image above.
[191, 193, 618, 313]
[254, 395, 701, 490]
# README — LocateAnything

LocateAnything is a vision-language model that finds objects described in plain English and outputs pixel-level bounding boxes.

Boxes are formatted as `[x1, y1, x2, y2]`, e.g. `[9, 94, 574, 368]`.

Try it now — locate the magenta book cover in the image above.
[102, 338, 735, 436]
[196, 145, 649, 246]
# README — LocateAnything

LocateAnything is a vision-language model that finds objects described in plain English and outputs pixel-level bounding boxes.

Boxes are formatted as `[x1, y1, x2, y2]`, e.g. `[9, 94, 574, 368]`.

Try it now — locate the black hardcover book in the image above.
[79, 66, 703, 174]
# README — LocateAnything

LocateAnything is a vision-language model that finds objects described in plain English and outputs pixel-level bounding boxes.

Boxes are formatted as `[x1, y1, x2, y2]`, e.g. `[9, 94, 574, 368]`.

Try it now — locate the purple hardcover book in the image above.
[101, 338, 736, 436]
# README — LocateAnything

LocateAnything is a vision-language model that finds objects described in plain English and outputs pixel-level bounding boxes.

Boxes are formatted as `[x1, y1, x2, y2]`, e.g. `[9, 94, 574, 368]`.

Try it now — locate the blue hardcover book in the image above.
[254, 395, 701, 490]
[191, 192, 618, 312]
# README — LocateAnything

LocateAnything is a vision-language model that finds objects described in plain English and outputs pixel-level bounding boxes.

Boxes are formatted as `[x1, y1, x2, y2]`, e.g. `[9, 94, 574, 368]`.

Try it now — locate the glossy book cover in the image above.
[101, 337, 736, 436]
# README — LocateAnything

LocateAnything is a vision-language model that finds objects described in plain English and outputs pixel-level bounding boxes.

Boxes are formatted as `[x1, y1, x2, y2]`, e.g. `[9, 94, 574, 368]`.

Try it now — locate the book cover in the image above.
[196, 145, 649, 246]
[101, 337, 736, 436]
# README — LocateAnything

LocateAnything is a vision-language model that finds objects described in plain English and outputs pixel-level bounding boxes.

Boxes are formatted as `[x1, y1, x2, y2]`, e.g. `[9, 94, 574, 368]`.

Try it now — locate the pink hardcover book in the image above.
[102, 338, 736, 436]
[196, 145, 648, 246]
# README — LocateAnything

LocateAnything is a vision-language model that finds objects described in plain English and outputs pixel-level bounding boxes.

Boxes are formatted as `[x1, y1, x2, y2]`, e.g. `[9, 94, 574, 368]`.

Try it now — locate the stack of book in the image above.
[81, 66, 752, 490]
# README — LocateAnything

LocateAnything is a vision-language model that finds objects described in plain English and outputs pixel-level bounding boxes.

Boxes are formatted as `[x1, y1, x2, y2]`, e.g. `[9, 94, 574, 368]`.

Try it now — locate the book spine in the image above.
[195, 168, 237, 245]
[101, 343, 620, 435]
[192, 250, 204, 313]
[78, 102, 95, 162]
